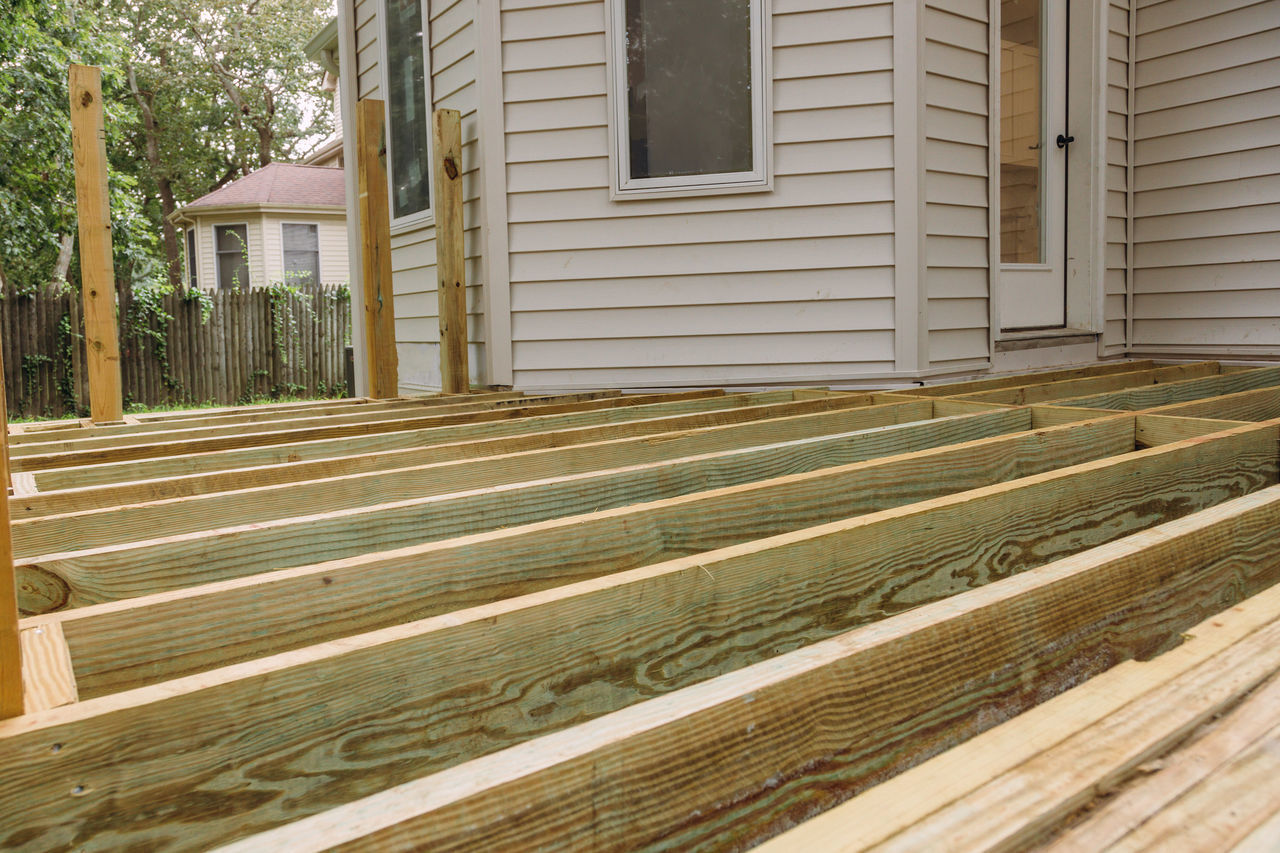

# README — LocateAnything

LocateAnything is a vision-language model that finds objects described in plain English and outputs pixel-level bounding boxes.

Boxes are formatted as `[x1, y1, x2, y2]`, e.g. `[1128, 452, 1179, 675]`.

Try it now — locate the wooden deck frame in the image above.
[902, 359, 1157, 397]
[0, 424, 1274, 849]
[1053, 364, 1280, 412]
[949, 362, 1220, 406]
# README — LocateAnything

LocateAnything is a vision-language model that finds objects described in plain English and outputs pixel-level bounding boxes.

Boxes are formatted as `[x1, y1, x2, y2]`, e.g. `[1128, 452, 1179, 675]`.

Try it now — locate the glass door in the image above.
[998, 0, 1067, 330]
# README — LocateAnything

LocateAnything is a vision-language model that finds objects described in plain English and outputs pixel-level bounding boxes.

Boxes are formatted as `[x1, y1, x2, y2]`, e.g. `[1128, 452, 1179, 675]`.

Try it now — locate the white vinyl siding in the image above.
[923, 0, 991, 369]
[1102, 0, 1131, 353]
[500, 0, 897, 389]
[1130, 0, 1280, 355]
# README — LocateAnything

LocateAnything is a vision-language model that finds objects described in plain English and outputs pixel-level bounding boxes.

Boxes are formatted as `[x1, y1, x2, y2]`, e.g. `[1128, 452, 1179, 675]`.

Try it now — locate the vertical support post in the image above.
[356, 98, 399, 398]
[0, 343, 21, 719]
[68, 64, 124, 423]
[432, 108, 468, 394]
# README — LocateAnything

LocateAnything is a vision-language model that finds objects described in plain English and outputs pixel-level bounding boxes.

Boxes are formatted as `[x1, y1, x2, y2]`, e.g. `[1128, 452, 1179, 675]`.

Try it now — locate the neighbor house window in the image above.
[185, 228, 198, 289]
[214, 224, 250, 290]
[382, 0, 432, 224]
[609, 0, 770, 196]
[282, 223, 320, 285]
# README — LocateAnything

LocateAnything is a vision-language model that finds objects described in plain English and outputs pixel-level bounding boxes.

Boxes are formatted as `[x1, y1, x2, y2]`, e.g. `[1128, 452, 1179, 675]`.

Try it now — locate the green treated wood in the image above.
[954, 363, 1220, 406]
[24, 390, 793, 490]
[1143, 386, 1280, 422]
[11, 400, 933, 556]
[11, 393, 874, 519]
[16, 406, 1016, 612]
[47, 415, 1134, 697]
[905, 360, 1156, 397]
[1135, 415, 1254, 447]
[0, 427, 1273, 851]
[1057, 366, 1280, 412]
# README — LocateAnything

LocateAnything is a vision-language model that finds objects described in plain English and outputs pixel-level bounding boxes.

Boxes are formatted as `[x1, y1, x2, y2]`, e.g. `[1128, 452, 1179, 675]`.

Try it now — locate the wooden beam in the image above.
[0, 345, 20, 719]
[757, 579, 1280, 852]
[16, 400, 984, 611]
[155, 461, 1280, 853]
[905, 359, 1156, 397]
[11, 392, 855, 518]
[432, 108, 467, 394]
[1, 425, 1271, 848]
[11, 399, 935, 557]
[1135, 414, 1253, 448]
[1030, 405, 1125, 428]
[953, 362, 1219, 406]
[68, 64, 122, 424]
[356, 98, 398, 398]
[1054, 365, 1280, 412]
[46, 412, 1126, 697]
[1143, 385, 1280, 422]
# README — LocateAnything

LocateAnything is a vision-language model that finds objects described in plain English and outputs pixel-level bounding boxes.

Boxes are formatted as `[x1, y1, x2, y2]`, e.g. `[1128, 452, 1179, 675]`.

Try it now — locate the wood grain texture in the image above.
[8, 393, 865, 519]
[15, 406, 1008, 612]
[211, 483, 1280, 853]
[955, 363, 1220, 406]
[68, 64, 122, 423]
[759, 581, 1280, 853]
[0, 344, 19, 718]
[433, 109, 467, 394]
[1144, 386, 1280, 422]
[1135, 414, 1253, 447]
[49, 414, 1125, 697]
[24, 389, 734, 490]
[1031, 406, 1131, 428]
[906, 360, 1156, 397]
[1057, 365, 1280, 412]
[2, 425, 1270, 850]
[356, 98, 398, 397]
[11, 400, 933, 556]
[18, 624, 76, 714]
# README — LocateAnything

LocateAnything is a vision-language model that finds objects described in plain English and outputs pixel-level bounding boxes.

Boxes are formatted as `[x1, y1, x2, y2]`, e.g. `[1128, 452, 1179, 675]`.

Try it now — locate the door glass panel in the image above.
[1000, 0, 1043, 264]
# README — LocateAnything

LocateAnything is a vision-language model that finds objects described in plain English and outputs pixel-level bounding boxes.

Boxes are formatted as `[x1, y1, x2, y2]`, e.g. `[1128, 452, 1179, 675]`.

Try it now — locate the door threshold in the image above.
[996, 328, 1099, 352]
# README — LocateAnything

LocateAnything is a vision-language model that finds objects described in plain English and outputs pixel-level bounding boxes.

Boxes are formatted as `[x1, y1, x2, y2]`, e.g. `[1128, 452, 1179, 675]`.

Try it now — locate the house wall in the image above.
[354, 0, 487, 393]
[1130, 0, 1280, 356]
[1102, 0, 1131, 354]
[922, 0, 991, 371]
[495, 0, 899, 389]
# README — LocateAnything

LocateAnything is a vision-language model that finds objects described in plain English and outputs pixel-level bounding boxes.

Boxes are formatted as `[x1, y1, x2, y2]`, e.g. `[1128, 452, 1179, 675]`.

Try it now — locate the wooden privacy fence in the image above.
[1, 284, 351, 419]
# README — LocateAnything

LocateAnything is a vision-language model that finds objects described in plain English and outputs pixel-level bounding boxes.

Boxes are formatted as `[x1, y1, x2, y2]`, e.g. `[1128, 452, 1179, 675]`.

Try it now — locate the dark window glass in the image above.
[282, 223, 320, 285]
[625, 0, 753, 180]
[214, 224, 249, 290]
[186, 228, 198, 288]
[386, 0, 431, 219]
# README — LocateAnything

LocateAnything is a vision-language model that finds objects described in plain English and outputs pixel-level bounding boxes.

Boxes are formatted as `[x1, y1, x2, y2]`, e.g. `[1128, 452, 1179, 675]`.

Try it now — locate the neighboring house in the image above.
[169, 163, 349, 290]
[320, 0, 1280, 394]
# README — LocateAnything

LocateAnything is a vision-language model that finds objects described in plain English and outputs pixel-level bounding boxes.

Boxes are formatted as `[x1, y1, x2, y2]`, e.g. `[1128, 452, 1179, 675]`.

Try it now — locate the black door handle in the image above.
[1056, 133, 1075, 149]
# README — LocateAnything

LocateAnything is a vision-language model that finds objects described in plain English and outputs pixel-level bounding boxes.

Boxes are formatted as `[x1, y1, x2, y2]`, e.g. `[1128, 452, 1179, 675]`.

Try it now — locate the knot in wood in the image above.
[80, 91, 93, 107]
[443, 157, 459, 180]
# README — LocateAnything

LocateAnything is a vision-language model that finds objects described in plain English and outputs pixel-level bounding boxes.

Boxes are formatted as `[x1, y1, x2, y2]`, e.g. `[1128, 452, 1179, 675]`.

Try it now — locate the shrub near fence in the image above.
[1, 283, 351, 419]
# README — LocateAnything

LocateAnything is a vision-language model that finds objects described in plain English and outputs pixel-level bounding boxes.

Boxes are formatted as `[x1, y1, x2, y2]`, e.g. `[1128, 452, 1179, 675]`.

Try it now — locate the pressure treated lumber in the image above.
[68, 64, 122, 424]
[19, 389, 764, 490]
[1030, 405, 1124, 427]
[9, 390, 718, 472]
[0, 348, 20, 718]
[1, 424, 1271, 850]
[1143, 385, 1280, 422]
[43, 414, 1131, 696]
[953, 362, 1218, 406]
[1045, 671, 1280, 853]
[209, 474, 1280, 853]
[9, 392, 867, 519]
[15, 404, 1006, 612]
[6, 390, 619, 456]
[758, 578, 1280, 853]
[11, 399, 935, 556]
[356, 98, 397, 397]
[904, 359, 1156, 397]
[1134, 414, 1252, 447]
[433, 108, 467, 394]
[1057, 364, 1280, 411]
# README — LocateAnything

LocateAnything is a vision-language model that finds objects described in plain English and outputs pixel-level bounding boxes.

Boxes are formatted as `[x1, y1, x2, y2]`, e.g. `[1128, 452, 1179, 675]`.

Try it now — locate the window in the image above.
[214, 224, 250, 290]
[609, 0, 770, 196]
[282, 223, 321, 285]
[382, 0, 432, 225]
[185, 228, 198, 289]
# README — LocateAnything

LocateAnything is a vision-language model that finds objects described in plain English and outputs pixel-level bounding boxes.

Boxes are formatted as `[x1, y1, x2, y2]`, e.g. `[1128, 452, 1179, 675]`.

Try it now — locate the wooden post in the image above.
[68, 64, 123, 423]
[355, 99, 398, 399]
[0, 342, 21, 719]
[432, 108, 468, 394]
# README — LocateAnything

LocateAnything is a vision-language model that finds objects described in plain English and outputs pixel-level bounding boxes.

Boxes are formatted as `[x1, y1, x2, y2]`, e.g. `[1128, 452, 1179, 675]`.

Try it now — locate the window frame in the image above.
[213, 222, 252, 291]
[185, 227, 198, 289]
[605, 0, 773, 200]
[280, 221, 322, 286]
[378, 0, 435, 233]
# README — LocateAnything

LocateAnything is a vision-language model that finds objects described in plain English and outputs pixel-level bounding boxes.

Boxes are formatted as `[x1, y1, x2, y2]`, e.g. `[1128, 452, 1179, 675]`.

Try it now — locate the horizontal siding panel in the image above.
[1135, 2, 1279, 62]
[928, 328, 990, 363]
[923, 8, 986, 53]
[1134, 146, 1280, 191]
[1134, 289, 1280, 319]
[1134, 261, 1280, 294]
[927, 267, 988, 299]
[1134, 232, 1280, 267]
[1135, 28, 1280, 87]
[1133, 202, 1280, 242]
[1133, 317, 1280, 347]
[512, 360, 897, 389]
[511, 331, 896, 370]
[1134, 117, 1280, 166]
[773, 5, 892, 46]
[774, 38, 893, 78]
[1138, 57, 1280, 113]
[927, 297, 990, 330]
[1135, 172, 1280, 217]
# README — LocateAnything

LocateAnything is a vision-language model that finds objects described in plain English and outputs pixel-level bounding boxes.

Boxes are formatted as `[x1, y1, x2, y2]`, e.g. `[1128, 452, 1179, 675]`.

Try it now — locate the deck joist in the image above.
[3, 360, 1280, 850]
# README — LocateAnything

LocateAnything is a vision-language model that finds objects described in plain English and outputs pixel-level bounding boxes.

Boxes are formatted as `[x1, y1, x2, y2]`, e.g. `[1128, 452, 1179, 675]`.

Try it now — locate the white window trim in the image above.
[605, 0, 773, 200]
[280, 221, 322, 285]
[213, 222, 253, 290]
[378, 0, 435, 233]
[185, 227, 198, 289]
